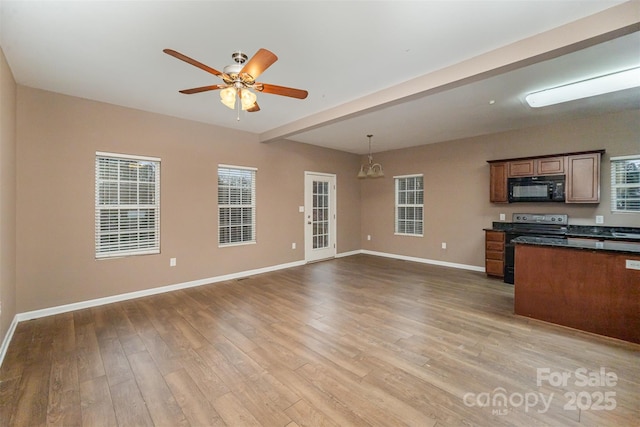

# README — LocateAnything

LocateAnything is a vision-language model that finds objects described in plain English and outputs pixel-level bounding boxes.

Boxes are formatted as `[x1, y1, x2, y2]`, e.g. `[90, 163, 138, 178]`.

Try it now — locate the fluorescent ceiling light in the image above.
[525, 67, 640, 108]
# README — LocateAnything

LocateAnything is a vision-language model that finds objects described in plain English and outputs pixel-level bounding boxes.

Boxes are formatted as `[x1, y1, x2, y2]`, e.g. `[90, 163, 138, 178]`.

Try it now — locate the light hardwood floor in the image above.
[1, 255, 638, 426]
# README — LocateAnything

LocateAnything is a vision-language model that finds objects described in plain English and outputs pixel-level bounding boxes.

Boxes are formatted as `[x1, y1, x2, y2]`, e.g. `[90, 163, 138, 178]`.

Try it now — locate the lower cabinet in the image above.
[514, 243, 640, 344]
[485, 230, 505, 278]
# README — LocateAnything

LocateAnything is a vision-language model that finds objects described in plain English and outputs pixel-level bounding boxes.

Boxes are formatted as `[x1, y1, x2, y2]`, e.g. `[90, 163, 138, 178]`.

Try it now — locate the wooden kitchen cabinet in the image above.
[488, 149, 603, 204]
[566, 152, 600, 203]
[508, 157, 565, 177]
[485, 230, 505, 278]
[507, 160, 535, 177]
[535, 156, 565, 175]
[489, 162, 508, 203]
[515, 243, 640, 344]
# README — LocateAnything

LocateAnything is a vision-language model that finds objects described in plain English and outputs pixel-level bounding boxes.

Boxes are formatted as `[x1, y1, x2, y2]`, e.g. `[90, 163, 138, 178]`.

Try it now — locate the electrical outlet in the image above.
[441, 242, 447, 249]
[595, 215, 604, 224]
[367, 235, 371, 241]
[292, 242, 296, 249]
[170, 258, 177, 267]
[626, 260, 640, 270]
[298, 206, 304, 213]
[499, 213, 506, 221]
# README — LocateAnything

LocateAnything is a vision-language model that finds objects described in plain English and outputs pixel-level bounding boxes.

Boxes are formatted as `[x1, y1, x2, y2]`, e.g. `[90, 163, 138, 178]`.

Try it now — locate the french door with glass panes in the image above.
[304, 172, 336, 262]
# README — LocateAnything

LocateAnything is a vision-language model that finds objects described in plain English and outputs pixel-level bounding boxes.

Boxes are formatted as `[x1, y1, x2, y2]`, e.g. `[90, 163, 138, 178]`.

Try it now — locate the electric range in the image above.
[504, 213, 568, 284]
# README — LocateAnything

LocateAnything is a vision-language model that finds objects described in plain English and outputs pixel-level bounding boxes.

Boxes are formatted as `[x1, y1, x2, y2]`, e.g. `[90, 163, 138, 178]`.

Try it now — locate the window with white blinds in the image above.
[95, 152, 161, 258]
[218, 165, 256, 246]
[611, 155, 640, 213]
[395, 174, 424, 236]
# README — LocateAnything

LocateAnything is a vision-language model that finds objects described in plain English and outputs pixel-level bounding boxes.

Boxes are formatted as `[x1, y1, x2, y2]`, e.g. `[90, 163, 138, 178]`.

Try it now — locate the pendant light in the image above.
[357, 134, 384, 179]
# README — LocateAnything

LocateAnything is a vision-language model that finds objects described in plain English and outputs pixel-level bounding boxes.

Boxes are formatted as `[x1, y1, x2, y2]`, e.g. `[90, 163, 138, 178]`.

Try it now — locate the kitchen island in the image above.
[513, 236, 640, 344]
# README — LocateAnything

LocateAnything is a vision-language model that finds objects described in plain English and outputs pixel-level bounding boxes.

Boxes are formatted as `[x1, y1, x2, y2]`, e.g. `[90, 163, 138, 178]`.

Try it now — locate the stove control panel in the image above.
[512, 213, 568, 225]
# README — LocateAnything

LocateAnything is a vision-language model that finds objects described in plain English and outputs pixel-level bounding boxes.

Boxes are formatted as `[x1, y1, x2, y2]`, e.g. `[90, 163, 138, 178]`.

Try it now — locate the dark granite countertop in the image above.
[484, 222, 513, 232]
[566, 225, 640, 241]
[485, 223, 640, 242]
[512, 235, 640, 255]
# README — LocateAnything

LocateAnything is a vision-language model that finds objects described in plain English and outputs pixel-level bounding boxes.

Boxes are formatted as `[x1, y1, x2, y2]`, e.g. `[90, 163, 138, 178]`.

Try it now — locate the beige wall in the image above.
[11, 83, 640, 314]
[0, 47, 17, 340]
[16, 87, 361, 312]
[361, 109, 640, 268]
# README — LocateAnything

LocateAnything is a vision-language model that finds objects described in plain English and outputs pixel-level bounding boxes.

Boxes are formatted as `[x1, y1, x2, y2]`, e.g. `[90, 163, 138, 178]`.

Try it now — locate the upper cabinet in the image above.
[566, 152, 601, 203]
[508, 160, 535, 177]
[488, 150, 603, 204]
[536, 156, 565, 175]
[507, 157, 565, 177]
[490, 163, 508, 203]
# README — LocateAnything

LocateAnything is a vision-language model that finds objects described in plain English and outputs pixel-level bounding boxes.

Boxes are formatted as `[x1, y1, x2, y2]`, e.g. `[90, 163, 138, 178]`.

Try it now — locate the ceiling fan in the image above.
[163, 48, 308, 115]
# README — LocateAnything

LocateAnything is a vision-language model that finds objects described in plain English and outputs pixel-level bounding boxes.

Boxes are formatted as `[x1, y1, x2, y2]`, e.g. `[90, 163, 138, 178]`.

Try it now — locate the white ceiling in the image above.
[1, 1, 638, 155]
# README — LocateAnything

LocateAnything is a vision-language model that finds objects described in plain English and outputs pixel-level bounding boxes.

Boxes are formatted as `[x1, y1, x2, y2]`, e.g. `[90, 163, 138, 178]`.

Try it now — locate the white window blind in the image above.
[611, 155, 640, 212]
[95, 152, 160, 258]
[395, 174, 424, 236]
[218, 165, 256, 246]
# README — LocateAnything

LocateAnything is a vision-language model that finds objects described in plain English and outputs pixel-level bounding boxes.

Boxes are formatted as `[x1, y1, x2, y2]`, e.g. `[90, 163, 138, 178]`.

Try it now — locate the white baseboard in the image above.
[16, 259, 306, 323]
[0, 259, 307, 368]
[0, 261, 304, 366]
[361, 249, 485, 272]
[335, 249, 361, 258]
[11, 252, 482, 323]
[0, 251, 483, 368]
[0, 315, 19, 370]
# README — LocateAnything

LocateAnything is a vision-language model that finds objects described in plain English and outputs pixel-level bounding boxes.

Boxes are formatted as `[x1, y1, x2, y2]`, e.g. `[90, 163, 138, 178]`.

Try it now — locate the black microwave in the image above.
[508, 175, 565, 202]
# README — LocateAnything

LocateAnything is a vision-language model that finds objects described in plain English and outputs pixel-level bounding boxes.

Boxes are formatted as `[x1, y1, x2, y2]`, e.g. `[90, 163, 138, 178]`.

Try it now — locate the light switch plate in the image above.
[499, 213, 506, 221]
[595, 215, 604, 224]
[299, 206, 304, 213]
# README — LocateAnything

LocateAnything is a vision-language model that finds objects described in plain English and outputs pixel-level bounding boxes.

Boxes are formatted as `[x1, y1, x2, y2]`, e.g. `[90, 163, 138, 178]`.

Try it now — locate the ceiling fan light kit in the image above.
[358, 134, 384, 179]
[219, 87, 237, 109]
[240, 89, 257, 110]
[219, 86, 257, 111]
[164, 48, 308, 119]
[525, 66, 640, 108]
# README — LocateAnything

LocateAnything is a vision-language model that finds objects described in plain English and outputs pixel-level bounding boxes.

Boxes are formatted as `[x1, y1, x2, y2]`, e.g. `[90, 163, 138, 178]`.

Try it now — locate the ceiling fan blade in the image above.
[163, 49, 223, 77]
[240, 49, 278, 81]
[256, 83, 308, 99]
[179, 84, 226, 94]
[247, 102, 260, 112]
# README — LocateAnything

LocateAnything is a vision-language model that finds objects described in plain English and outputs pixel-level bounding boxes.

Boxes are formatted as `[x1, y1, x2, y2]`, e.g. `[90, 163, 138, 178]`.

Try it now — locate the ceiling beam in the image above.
[259, 1, 640, 144]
